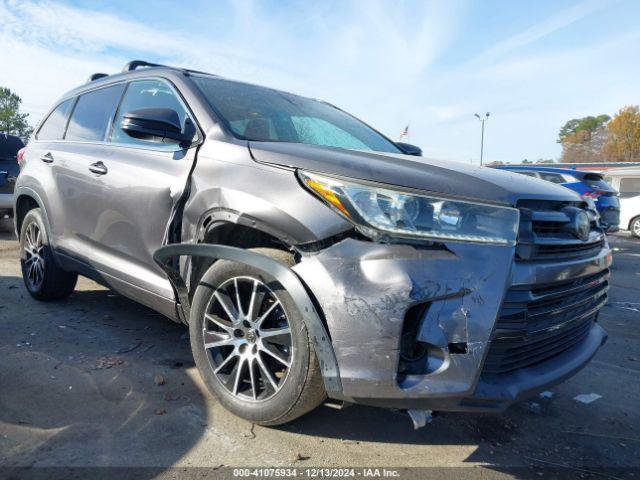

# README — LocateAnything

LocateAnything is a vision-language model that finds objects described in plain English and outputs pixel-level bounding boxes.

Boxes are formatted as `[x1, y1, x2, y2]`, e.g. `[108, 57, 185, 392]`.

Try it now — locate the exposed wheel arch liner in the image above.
[153, 243, 342, 395]
[196, 206, 307, 247]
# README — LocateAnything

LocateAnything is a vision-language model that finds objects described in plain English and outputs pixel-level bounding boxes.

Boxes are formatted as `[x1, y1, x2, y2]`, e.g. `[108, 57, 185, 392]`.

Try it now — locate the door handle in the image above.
[41, 152, 54, 163]
[89, 161, 108, 175]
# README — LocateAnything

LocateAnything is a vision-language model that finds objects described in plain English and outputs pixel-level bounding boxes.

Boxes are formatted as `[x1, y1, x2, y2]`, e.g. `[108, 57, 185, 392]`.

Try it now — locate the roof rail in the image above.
[87, 72, 109, 82]
[121, 60, 215, 77]
[122, 60, 165, 72]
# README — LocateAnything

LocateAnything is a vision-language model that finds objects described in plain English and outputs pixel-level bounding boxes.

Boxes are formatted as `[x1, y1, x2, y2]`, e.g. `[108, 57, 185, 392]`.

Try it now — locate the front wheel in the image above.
[631, 216, 640, 238]
[189, 248, 326, 425]
[19, 208, 77, 300]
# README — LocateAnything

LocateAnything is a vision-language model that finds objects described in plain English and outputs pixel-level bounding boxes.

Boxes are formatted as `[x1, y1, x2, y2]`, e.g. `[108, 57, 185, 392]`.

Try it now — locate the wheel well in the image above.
[188, 222, 292, 297]
[15, 195, 39, 234]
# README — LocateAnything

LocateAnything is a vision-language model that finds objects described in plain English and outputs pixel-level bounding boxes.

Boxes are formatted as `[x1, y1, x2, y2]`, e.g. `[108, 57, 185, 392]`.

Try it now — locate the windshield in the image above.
[192, 76, 401, 154]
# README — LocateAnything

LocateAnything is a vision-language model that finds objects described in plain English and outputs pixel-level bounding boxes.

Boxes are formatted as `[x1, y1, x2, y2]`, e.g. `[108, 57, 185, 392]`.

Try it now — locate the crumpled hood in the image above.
[249, 142, 580, 206]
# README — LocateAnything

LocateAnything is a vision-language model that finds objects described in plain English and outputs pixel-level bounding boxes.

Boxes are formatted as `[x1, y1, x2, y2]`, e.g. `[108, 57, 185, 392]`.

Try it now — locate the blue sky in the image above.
[1, 0, 638, 163]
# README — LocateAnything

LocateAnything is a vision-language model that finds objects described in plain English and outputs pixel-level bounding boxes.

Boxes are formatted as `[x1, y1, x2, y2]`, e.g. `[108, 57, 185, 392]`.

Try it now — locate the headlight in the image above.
[299, 171, 519, 246]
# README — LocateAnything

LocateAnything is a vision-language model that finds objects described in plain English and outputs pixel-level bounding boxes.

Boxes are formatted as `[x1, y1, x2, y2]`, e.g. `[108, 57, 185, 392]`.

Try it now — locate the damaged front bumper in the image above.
[293, 238, 611, 412]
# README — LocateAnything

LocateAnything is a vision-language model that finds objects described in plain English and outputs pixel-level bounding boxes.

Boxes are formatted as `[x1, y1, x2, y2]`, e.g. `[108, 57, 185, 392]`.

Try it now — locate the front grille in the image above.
[483, 269, 609, 376]
[516, 199, 605, 261]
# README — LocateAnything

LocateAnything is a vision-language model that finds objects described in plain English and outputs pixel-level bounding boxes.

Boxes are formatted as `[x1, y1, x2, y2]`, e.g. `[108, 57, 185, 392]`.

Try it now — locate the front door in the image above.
[63, 79, 199, 302]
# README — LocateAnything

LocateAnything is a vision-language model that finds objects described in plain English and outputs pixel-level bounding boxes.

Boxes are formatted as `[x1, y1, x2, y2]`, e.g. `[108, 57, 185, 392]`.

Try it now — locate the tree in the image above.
[561, 126, 608, 163]
[0, 87, 33, 138]
[604, 105, 640, 162]
[558, 115, 610, 143]
[558, 114, 610, 163]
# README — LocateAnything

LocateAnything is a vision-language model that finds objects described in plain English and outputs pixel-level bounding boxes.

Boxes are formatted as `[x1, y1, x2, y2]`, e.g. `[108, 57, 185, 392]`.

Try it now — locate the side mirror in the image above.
[121, 108, 194, 145]
[396, 142, 422, 156]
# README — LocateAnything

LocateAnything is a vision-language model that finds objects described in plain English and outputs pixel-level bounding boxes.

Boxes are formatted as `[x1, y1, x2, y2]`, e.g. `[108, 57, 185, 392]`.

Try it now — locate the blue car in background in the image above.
[495, 165, 620, 232]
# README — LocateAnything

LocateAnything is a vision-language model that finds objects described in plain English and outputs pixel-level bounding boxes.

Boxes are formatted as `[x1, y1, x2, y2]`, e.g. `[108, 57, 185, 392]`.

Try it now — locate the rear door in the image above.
[63, 78, 199, 303]
[24, 98, 76, 242]
[50, 84, 126, 255]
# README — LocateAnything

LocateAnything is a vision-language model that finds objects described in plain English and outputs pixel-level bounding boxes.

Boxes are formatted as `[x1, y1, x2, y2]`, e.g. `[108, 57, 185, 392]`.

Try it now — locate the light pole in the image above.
[474, 112, 490, 165]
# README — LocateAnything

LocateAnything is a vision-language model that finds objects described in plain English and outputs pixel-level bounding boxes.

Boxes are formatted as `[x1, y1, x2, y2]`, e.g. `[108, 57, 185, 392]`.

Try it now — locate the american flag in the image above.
[399, 124, 409, 140]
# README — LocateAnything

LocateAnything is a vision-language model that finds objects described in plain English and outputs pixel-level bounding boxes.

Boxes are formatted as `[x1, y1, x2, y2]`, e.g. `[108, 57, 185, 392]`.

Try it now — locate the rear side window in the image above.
[538, 172, 566, 184]
[620, 177, 640, 198]
[111, 79, 190, 147]
[37, 99, 74, 141]
[66, 85, 125, 142]
[516, 171, 538, 178]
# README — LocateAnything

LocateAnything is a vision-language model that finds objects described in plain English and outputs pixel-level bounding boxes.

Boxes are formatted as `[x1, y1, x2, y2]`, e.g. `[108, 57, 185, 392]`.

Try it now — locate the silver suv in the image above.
[14, 61, 611, 425]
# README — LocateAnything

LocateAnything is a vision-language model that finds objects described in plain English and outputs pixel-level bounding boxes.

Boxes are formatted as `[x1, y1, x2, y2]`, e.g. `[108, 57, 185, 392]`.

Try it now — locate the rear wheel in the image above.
[189, 248, 326, 425]
[631, 216, 640, 238]
[19, 208, 77, 300]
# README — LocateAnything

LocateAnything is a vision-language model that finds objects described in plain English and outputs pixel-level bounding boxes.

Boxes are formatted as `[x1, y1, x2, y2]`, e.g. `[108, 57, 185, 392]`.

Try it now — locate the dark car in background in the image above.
[495, 165, 620, 232]
[1, 133, 25, 219]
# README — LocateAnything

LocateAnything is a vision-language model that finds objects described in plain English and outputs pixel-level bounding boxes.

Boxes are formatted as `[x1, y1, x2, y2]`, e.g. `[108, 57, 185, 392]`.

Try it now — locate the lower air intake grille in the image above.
[483, 269, 609, 376]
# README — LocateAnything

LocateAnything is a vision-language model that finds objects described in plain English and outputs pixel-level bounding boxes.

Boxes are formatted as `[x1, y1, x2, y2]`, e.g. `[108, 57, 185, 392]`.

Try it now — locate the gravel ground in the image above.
[1, 220, 639, 478]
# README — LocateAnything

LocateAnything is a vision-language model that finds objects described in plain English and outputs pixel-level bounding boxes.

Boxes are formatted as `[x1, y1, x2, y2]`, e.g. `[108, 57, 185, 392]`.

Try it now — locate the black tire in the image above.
[19, 208, 77, 300]
[631, 216, 640, 239]
[189, 248, 326, 425]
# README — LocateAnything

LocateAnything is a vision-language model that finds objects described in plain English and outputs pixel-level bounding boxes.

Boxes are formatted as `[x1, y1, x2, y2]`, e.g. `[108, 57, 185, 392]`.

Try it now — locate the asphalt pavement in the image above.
[1, 221, 638, 479]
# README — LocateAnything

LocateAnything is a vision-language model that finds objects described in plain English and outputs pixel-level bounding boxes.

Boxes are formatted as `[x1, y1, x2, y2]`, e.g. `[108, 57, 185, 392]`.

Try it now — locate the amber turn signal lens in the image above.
[304, 178, 351, 218]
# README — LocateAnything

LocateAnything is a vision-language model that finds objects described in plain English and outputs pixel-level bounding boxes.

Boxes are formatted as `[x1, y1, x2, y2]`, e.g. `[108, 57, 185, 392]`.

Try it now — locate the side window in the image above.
[66, 85, 125, 142]
[619, 177, 640, 198]
[111, 79, 190, 147]
[538, 172, 565, 184]
[37, 99, 74, 141]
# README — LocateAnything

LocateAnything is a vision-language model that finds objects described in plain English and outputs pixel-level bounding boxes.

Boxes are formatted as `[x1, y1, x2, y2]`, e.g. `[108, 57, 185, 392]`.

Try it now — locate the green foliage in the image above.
[558, 115, 610, 144]
[0, 87, 33, 138]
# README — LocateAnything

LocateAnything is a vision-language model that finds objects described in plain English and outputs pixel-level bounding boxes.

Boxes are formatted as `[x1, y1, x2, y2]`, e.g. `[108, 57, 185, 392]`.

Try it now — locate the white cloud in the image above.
[470, 0, 614, 65]
[0, 0, 469, 125]
[0, 0, 637, 163]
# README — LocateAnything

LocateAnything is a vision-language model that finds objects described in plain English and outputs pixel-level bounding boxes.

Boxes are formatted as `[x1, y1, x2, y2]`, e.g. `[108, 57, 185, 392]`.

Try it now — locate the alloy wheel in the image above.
[203, 276, 293, 401]
[23, 222, 45, 289]
[633, 219, 640, 237]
